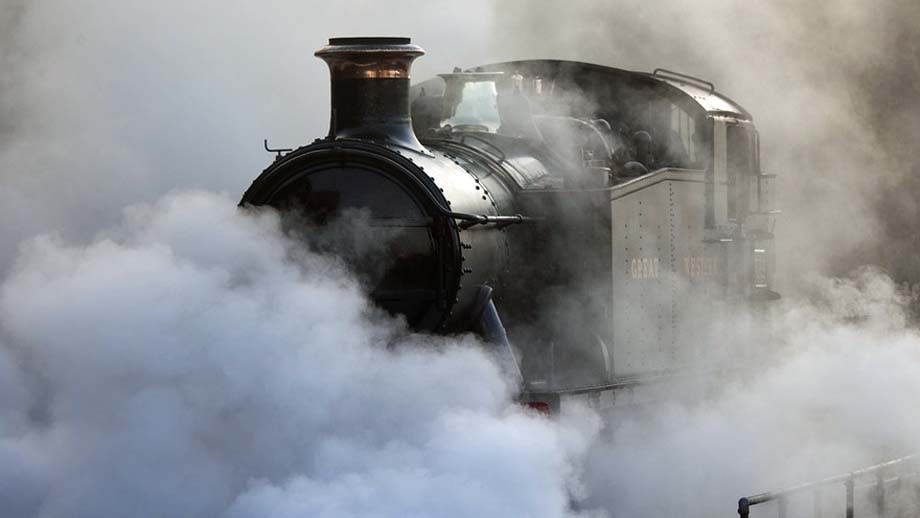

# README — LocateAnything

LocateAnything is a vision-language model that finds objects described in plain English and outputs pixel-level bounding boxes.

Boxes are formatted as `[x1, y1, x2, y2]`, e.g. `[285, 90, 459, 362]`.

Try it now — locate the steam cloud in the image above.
[3, 1, 920, 517]
[0, 191, 598, 517]
[585, 269, 920, 517]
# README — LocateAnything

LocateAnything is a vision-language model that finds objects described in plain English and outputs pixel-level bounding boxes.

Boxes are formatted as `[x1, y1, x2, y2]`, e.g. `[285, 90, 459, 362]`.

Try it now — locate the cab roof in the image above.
[448, 59, 752, 121]
[648, 68, 751, 119]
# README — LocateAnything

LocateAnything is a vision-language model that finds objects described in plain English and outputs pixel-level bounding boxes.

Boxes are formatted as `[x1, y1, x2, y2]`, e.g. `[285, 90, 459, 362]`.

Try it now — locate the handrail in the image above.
[652, 68, 715, 94]
[738, 454, 919, 518]
[263, 138, 293, 160]
[458, 133, 507, 161]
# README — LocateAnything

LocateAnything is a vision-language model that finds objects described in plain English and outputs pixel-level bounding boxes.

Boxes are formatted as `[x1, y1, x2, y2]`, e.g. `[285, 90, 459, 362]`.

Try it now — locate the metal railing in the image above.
[738, 454, 919, 518]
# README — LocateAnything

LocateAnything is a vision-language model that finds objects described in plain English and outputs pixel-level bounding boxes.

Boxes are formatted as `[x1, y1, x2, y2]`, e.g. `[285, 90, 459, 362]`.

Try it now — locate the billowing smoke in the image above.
[0, 191, 599, 517]
[584, 268, 920, 517]
[4, 0, 920, 517]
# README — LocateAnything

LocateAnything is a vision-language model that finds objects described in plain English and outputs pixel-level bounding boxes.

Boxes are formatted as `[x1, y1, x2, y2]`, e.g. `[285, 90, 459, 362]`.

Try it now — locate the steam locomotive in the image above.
[241, 37, 778, 410]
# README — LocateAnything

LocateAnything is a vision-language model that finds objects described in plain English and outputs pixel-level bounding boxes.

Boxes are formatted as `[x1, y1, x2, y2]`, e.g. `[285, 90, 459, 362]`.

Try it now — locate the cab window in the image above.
[443, 81, 501, 131]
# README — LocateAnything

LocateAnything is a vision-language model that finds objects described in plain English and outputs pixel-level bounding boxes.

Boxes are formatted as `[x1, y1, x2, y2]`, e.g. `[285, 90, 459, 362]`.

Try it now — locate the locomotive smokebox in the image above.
[315, 37, 426, 151]
[244, 37, 514, 334]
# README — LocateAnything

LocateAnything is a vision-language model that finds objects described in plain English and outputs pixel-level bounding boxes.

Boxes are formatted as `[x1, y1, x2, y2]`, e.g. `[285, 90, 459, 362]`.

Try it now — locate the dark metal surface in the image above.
[315, 37, 427, 152]
[241, 139, 456, 330]
[241, 135, 526, 332]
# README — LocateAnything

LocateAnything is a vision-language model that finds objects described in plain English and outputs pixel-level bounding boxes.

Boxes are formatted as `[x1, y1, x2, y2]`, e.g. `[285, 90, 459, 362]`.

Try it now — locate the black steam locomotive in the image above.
[241, 37, 778, 409]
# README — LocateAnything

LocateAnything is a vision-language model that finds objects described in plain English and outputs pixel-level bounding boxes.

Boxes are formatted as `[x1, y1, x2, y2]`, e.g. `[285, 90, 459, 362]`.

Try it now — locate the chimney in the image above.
[315, 37, 426, 152]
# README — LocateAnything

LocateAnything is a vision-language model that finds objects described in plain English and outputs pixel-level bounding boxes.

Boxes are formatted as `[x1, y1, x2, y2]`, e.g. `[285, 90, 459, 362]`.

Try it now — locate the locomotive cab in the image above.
[409, 61, 779, 393]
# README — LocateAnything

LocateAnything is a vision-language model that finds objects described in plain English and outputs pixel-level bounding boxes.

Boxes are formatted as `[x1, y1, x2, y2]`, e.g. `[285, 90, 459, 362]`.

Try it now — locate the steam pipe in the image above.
[845, 477, 854, 518]
[472, 286, 523, 386]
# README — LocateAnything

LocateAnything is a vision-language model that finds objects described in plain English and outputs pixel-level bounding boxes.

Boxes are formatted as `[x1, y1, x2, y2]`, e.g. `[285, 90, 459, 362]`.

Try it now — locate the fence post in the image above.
[876, 471, 885, 517]
[846, 476, 855, 518]
[893, 476, 903, 518]
[739, 497, 750, 518]
[815, 487, 823, 518]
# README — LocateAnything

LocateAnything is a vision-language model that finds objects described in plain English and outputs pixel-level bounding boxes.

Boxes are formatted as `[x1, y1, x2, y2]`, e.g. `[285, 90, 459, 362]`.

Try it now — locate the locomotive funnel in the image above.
[315, 37, 426, 152]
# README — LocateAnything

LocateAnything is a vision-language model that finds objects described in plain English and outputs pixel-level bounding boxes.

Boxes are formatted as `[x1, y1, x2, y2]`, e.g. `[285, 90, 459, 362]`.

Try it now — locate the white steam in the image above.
[584, 269, 920, 517]
[0, 191, 598, 517]
[3, 1, 920, 517]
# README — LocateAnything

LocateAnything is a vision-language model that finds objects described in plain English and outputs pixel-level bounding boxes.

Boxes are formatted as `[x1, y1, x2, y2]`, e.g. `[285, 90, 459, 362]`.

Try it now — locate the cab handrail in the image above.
[652, 68, 715, 93]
